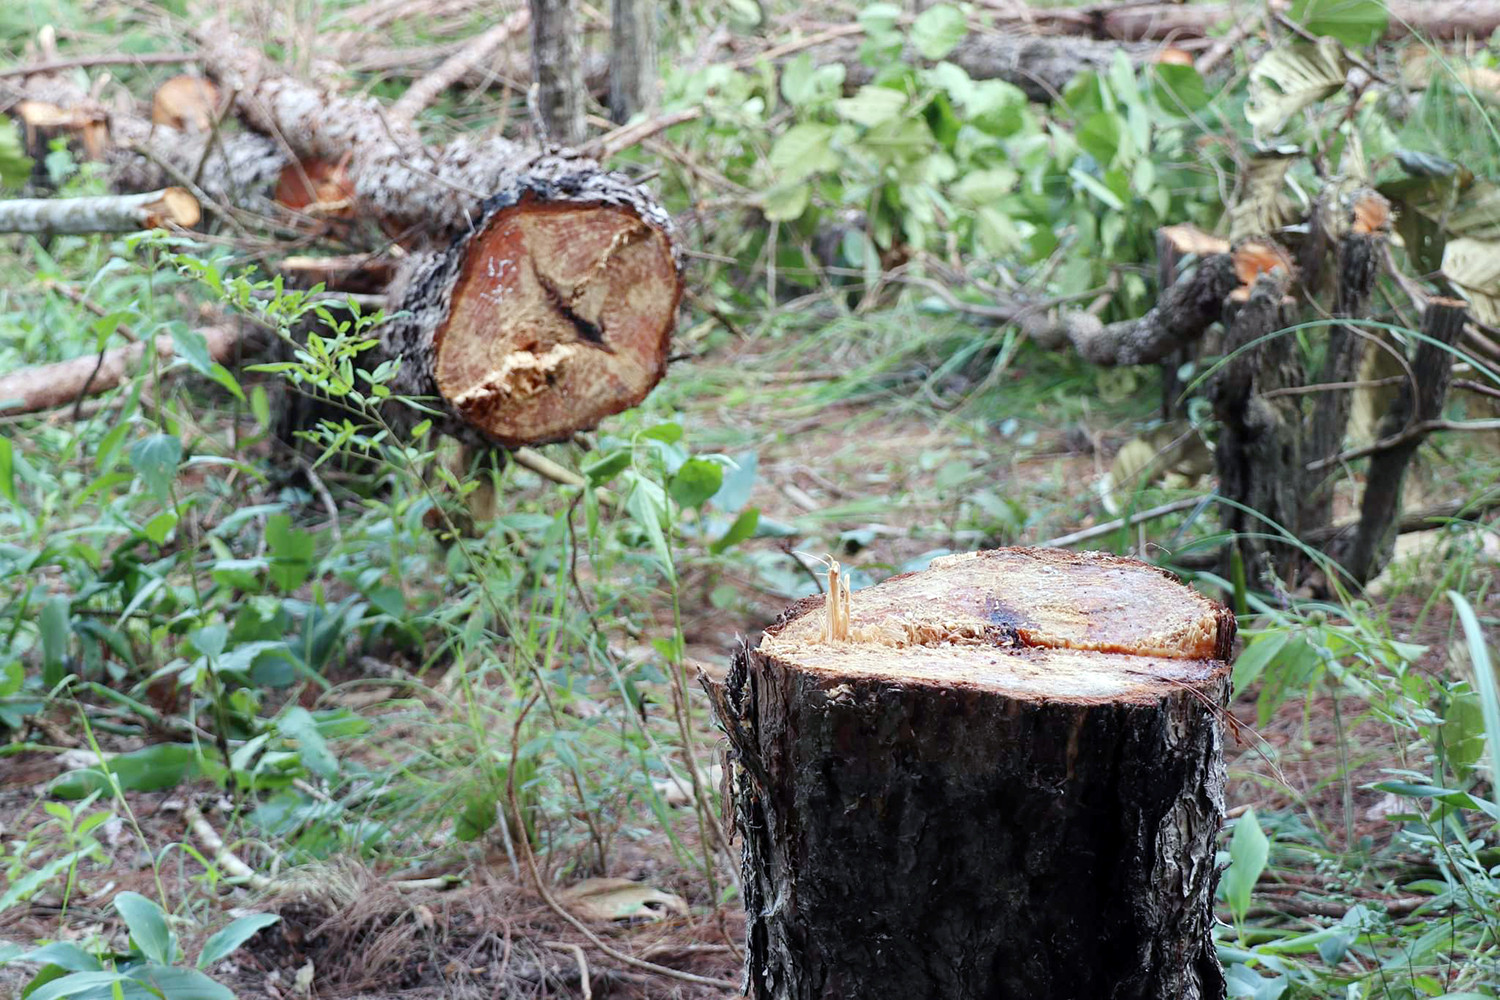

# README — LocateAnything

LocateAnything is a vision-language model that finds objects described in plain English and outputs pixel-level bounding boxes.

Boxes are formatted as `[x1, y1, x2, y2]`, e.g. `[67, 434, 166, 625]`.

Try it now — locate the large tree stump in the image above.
[706, 547, 1235, 1000]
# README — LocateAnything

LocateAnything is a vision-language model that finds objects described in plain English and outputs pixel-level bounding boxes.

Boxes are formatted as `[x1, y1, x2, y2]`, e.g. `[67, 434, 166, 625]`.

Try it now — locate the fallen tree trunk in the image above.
[0, 188, 200, 234]
[975, 0, 1500, 43]
[186, 22, 684, 446]
[706, 548, 1233, 1000]
[0, 326, 238, 415]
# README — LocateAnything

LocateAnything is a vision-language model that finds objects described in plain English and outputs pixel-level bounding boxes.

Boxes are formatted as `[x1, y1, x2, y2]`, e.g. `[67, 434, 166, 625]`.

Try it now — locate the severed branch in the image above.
[0, 326, 238, 416]
[389, 9, 530, 122]
[0, 188, 200, 234]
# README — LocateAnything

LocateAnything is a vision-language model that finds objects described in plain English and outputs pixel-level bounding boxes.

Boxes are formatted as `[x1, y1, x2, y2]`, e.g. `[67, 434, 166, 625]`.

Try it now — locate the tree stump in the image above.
[705, 547, 1235, 1000]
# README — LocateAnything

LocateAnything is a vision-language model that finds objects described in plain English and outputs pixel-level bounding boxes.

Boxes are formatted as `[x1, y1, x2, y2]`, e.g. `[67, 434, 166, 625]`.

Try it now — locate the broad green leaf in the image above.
[0, 659, 21, 697]
[1443, 692, 1488, 777]
[780, 53, 844, 107]
[15, 943, 101, 972]
[40, 596, 70, 687]
[24, 971, 132, 1000]
[911, 4, 966, 60]
[454, 793, 496, 842]
[128, 434, 182, 500]
[1232, 632, 1290, 692]
[265, 514, 315, 592]
[1289, 0, 1387, 46]
[711, 451, 758, 512]
[950, 167, 1019, 206]
[710, 508, 760, 554]
[1152, 63, 1210, 114]
[143, 511, 178, 545]
[1077, 112, 1124, 165]
[113, 892, 174, 966]
[769, 123, 839, 183]
[834, 86, 907, 128]
[1069, 168, 1124, 211]
[277, 705, 338, 778]
[669, 458, 724, 510]
[761, 182, 810, 222]
[1222, 809, 1270, 924]
[197, 913, 279, 968]
[0, 850, 93, 914]
[48, 744, 203, 799]
[132, 966, 235, 1000]
[1245, 42, 1348, 136]
[583, 450, 631, 486]
[857, 1, 902, 37]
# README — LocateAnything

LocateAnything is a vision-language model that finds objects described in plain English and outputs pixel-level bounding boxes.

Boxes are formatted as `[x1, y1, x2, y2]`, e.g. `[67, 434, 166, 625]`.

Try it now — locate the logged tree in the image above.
[706, 548, 1234, 1000]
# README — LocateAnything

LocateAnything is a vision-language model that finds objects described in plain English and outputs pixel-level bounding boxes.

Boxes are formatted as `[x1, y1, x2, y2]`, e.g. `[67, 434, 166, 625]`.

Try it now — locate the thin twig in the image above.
[183, 801, 273, 891]
[543, 942, 593, 999]
[1039, 495, 1208, 548]
[390, 9, 530, 122]
[1308, 419, 1500, 471]
[0, 51, 199, 78]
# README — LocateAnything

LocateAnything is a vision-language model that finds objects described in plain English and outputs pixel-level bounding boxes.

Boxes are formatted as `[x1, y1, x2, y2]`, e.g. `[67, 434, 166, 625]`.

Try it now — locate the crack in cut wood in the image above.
[535, 269, 612, 352]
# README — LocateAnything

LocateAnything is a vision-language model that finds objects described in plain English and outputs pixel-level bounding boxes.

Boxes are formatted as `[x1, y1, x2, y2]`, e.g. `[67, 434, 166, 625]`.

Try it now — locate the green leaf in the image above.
[669, 459, 724, 510]
[113, 892, 174, 966]
[857, 1, 902, 37]
[0, 435, 15, 503]
[15, 943, 101, 972]
[277, 706, 338, 778]
[1451, 591, 1500, 814]
[40, 596, 70, 688]
[132, 966, 235, 1000]
[769, 123, 839, 183]
[1069, 168, 1125, 211]
[48, 744, 203, 799]
[781, 53, 845, 107]
[0, 119, 33, 190]
[143, 511, 178, 546]
[1232, 632, 1289, 692]
[950, 166, 1019, 206]
[0, 850, 94, 914]
[1078, 112, 1124, 165]
[1222, 808, 1270, 924]
[710, 508, 760, 554]
[128, 434, 182, 500]
[1152, 63, 1210, 114]
[1289, 0, 1387, 46]
[23, 970, 131, 1000]
[834, 86, 907, 128]
[761, 182, 810, 222]
[911, 4, 966, 60]
[197, 913, 279, 968]
[265, 514, 315, 592]
[583, 450, 631, 486]
[0, 659, 21, 697]
[711, 451, 757, 512]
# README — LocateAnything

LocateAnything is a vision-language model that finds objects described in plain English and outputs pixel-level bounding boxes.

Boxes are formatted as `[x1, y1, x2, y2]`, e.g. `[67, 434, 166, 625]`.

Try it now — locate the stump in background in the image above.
[707, 547, 1235, 1000]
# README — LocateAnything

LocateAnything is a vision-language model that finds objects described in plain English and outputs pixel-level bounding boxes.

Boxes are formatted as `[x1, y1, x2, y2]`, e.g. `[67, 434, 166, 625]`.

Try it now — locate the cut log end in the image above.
[143, 187, 201, 229]
[434, 196, 681, 446]
[760, 548, 1233, 704]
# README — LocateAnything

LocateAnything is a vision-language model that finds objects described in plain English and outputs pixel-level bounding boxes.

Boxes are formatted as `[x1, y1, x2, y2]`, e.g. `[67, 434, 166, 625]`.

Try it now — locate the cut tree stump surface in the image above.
[712, 547, 1236, 1000]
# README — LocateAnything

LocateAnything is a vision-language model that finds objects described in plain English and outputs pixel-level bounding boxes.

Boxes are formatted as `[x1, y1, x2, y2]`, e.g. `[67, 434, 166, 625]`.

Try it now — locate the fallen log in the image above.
[706, 548, 1234, 1000]
[0, 188, 200, 234]
[192, 22, 683, 447]
[975, 0, 1500, 43]
[0, 326, 238, 415]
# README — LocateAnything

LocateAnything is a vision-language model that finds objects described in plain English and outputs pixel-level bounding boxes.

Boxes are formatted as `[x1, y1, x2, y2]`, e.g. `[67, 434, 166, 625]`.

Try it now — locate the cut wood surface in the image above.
[708, 547, 1233, 999]
[0, 188, 200, 234]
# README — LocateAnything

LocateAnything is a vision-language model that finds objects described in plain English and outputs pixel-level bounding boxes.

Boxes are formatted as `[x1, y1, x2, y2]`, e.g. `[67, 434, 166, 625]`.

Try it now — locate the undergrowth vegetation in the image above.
[1, 0, 1499, 998]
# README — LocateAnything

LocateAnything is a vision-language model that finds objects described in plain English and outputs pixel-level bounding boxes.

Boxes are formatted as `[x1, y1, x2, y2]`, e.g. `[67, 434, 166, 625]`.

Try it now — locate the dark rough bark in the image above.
[1211, 271, 1300, 588]
[1301, 229, 1382, 535]
[1028, 253, 1237, 366]
[706, 548, 1233, 1000]
[608, 0, 657, 123]
[833, 31, 1152, 103]
[529, 0, 586, 145]
[379, 163, 682, 446]
[1344, 299, 1469, 582]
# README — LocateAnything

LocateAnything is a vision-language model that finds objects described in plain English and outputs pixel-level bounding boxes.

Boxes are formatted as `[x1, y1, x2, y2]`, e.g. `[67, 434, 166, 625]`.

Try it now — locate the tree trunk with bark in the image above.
[705, 547, 1234, 1000]
[609, 0, 656, 123]
[529, 0, 586, 145]
[1344, 299, 1470, 582]
[0, 188, 199, 234]
[187, 19, 684, 447]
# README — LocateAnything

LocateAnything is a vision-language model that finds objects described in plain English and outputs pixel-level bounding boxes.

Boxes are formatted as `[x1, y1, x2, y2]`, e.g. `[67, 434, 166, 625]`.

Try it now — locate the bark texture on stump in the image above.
[706, 547, 1234, 1000]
